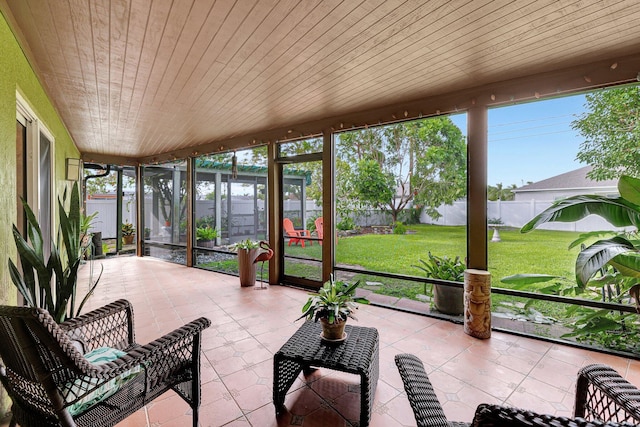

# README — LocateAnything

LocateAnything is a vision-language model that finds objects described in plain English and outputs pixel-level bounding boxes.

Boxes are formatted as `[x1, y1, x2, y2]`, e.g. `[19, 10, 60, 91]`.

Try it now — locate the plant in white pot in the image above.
[229, 239, 261, 287]
[297, 275, 369, 341]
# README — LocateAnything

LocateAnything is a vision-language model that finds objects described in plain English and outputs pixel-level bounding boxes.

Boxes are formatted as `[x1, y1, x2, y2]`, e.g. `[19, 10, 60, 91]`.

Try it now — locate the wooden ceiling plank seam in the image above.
[251, 0, 543, 118]
[115, 1, 153, 148]
[157, 0, 240, 107]
[177, 0, 364, 136]
[149, 0, 215, 109]
[211, 0, 491, 126]
[193, 0, 357, 128]
[184, 0, 288, 111]
[210, 0, 460, 129]
[461, 7, 640, 79]
[110, 0, 132, 146]
[166, 0, 261, 106]
[208, 0, 424, 126]
[187, 0, 313, 112]
[127, 0, 180, 149]
[261, 0, 634, 122]
[145, 0, 196, 105]
[444, 0, 635, 69]
[177, 0, 285, 113]
[89, 0, 113, 149]
[65, 0, 104, 150]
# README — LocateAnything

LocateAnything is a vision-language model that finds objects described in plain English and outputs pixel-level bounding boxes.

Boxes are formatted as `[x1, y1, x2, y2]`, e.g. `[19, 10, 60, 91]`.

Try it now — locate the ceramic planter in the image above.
[237, 248, 258, 287]
[320, 318, 346, 341]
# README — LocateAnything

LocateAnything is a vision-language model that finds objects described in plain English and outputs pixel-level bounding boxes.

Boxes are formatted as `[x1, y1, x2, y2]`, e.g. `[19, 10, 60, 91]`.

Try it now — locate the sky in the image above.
[450, 93, 588, 187]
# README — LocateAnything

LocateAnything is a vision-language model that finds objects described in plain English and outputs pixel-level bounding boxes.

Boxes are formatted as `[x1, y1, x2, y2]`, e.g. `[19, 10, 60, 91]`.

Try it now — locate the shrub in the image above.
[337, 217, 355, 231]
[392, 221, 406, 234]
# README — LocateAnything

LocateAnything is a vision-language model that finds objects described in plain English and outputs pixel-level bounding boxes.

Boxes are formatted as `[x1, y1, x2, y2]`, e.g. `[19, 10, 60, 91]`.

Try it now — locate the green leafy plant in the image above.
[196, 226, 218, 241]
[228, 238, 260, 251]
[413, 252, 466, 314]
[414, 253, 465, 283]
[121, 221, 135, 236]
[521, 175, 640, 292]
[337, 217, 355, 231]
[392, 221, 407, 235]
[297, 275, 369, 324]
[8, 183, 102, 323]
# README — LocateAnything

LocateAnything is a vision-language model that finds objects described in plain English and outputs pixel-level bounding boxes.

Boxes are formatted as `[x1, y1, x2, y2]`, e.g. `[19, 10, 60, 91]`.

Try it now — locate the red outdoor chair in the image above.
[283, 218, 311, 248]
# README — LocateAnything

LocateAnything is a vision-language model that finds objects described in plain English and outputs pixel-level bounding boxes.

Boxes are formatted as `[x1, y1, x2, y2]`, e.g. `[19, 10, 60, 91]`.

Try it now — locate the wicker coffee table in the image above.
[273, 321, 379, 426]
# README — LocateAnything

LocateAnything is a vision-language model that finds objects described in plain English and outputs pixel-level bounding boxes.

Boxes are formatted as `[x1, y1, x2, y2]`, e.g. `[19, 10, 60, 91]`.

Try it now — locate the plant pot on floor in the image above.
[433, 284, 464, 315]
[123, 235, 135, 245]
[237, 248, 258, 287]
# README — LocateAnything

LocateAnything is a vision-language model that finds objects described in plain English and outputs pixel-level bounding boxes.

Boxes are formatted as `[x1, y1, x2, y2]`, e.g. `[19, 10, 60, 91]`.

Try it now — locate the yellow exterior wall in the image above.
[0, 10, 80, 416]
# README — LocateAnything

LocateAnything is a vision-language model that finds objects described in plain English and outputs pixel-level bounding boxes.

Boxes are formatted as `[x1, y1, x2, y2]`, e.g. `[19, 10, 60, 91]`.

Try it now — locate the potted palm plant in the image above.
[228, 239, 261, 286]
[297, 275, 369, 341]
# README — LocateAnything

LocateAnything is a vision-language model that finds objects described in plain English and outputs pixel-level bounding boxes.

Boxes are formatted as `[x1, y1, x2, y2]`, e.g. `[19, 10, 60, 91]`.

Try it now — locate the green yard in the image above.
[285, 224, 583, 285]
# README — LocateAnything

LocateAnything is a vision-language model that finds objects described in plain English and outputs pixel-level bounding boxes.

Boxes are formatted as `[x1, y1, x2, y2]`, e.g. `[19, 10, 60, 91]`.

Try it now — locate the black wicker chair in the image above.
[394, 353, 640, 427]
[0, 299, 211, 427]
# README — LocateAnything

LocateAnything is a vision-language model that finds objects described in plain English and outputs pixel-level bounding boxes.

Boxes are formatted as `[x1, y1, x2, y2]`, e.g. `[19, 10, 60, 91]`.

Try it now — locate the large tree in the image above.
[573, 85, 640, 180]
[337, 117, 467, 223]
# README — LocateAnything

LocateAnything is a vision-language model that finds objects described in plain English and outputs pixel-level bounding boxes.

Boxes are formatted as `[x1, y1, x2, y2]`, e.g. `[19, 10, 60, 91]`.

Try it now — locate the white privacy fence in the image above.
[423, 200, 628, 232]
[87, 198, 628, 238]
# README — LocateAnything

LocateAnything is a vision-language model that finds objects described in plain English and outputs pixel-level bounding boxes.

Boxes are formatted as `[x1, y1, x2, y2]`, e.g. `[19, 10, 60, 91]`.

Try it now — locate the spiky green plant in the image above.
[8, 183, 102, 322]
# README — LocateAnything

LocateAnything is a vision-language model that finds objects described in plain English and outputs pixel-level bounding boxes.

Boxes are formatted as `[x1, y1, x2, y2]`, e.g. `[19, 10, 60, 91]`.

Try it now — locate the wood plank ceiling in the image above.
[3, 0, 640, 164]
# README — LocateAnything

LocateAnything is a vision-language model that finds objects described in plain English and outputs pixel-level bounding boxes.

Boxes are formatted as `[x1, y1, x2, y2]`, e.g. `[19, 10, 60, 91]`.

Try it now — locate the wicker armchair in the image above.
[0, 299, 211, 427]
[394, 353, 640, 427]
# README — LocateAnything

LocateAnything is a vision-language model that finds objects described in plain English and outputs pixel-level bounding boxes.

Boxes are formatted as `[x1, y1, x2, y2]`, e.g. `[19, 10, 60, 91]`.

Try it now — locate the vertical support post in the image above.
[116, 167, 123, 254]
[136, 164, 143, 256]
[467, 106, 488, 270]
[322, 131, 334, 283]
[172, 167, 181, 243]
[186, 157, 194, 267]
[215, 172, 222, 246]
[268, 142, 282, 284]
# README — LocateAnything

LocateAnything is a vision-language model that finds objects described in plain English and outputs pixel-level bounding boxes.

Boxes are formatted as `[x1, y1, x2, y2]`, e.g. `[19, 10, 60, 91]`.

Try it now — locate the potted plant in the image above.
[297, 275, 369, 341]
[196, 226, 218, 248]
[122, 221, 135, 245]
[9, 183, 102, 322]
[414, 252, 465, 315]
[228, 239, 261, 286]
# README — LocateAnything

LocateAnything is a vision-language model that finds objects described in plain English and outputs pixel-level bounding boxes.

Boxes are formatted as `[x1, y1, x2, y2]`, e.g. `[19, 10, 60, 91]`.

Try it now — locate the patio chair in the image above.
[394, 353, 640, 427]
[283, 217, 312, 248]
[0, 299, 211, 427]
[314, 217, 336, 245]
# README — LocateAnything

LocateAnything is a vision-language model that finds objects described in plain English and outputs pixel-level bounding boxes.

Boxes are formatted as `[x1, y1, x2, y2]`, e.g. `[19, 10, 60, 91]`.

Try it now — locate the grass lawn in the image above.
[285, 224, 583, 284]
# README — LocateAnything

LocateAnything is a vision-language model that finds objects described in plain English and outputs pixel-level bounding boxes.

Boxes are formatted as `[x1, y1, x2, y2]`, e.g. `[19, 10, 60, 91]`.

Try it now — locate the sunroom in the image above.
[1, 1, 639, 426]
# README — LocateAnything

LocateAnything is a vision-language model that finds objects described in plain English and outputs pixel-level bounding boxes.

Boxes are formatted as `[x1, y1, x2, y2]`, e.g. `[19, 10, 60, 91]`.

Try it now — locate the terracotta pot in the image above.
[237, 248, 258, 287]
[122, 235, 134, 245]
[320, 318, 346, 340]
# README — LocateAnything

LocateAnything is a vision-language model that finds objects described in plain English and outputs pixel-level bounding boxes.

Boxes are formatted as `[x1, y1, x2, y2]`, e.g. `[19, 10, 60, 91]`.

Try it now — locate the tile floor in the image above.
[4, 256, 640, 426]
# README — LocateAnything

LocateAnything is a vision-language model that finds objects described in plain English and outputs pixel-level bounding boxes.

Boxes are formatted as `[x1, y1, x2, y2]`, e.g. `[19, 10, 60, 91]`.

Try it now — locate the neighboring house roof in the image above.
[513, 166, 618, 193]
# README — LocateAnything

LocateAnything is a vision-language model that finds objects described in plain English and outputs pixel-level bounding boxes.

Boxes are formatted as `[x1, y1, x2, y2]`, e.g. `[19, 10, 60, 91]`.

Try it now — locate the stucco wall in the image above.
[0, 10, 79, 416]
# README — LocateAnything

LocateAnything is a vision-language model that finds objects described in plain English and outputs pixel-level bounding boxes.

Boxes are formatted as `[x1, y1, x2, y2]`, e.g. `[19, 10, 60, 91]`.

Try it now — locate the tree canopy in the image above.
[336, 117, 467, 223]
[573, 85, 640, 180]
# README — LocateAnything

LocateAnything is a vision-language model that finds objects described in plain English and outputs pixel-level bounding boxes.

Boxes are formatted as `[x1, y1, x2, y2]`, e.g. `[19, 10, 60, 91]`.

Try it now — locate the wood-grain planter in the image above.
[237, 248, 258, 287]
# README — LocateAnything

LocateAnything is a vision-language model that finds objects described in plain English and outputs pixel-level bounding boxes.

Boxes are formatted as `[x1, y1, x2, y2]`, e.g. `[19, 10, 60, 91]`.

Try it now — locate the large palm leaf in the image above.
[521, 195, 640, 233]
[574, 236, 637, 287]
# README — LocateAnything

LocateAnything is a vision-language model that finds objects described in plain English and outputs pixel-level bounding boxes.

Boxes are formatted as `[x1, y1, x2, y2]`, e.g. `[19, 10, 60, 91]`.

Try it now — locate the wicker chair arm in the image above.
[89, 317, 212, 378]
[394, 353, 454, 427]
[574, 364, 640, 424]
[60, 299, 135, 352]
